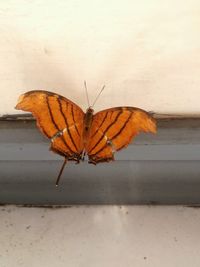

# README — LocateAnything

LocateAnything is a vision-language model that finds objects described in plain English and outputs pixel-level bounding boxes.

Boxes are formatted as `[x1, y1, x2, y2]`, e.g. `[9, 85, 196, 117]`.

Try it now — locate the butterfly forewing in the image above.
[87, 107, 156, 163]
[15, 90, 85, 159]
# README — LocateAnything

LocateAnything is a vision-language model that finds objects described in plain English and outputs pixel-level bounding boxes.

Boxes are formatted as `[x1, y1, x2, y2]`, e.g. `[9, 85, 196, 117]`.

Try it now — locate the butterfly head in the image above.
[86, 107, 94, 114]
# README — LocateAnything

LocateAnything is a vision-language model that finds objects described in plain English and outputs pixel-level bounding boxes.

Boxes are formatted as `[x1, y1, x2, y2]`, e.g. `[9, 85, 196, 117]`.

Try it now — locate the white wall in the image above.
[0, 0, 200, 115]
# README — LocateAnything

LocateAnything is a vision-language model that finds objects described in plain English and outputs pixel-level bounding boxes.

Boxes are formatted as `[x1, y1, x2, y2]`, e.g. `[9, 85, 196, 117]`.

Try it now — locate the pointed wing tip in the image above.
[150, 118, 157, 134]
[146, 115, 157, 134]
[146, 125, 157, 134]
[151, 126, 157, 134]
[15, 91, 38, 110]
[15, 93, 26, 110]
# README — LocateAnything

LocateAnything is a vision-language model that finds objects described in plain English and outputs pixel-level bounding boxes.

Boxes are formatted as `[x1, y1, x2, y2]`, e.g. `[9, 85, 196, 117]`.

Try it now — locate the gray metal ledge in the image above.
[0, 115, 200, 205]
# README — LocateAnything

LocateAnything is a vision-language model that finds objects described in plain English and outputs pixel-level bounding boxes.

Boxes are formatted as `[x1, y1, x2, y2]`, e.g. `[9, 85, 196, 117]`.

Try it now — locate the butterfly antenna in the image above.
[91, 85, 105, 108]
[56, 157, 67, 187]
[84, 80, 90, 108]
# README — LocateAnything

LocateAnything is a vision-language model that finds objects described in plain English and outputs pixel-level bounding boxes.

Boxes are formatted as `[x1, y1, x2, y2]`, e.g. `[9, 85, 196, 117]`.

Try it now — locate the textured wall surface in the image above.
[1, 205, 200, 267]
[0, 0, 200, 115]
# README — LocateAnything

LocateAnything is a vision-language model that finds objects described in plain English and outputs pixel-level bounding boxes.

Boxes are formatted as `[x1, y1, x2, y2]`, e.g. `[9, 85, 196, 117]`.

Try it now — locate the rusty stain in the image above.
[20, 204, 73, 209]
[0, 113, 34, 121]
[186, 205, 200, 209]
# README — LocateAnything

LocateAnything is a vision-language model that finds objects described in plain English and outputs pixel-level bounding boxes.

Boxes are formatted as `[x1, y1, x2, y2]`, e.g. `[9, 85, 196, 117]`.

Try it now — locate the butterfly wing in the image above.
[87, 107, 156, 164]
[15, 90, 85, 161]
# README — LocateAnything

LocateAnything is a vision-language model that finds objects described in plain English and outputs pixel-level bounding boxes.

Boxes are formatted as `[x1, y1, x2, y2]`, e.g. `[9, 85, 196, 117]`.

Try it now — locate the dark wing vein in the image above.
[46, 95, 59, 131]
[46, 95, 75, 154]
[89, 110, 123, 154]
[90, 110, 132, 156]
[90, 111, 109, 139]
[57, 98, 78, 152]
[71, 104, 80, 137]
[110, 111, 132, 141]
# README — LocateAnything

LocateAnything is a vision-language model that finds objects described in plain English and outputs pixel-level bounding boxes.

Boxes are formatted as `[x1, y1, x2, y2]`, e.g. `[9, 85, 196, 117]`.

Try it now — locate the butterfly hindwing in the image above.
[87, 107, 156, 164]
[15, 90, 85, 160]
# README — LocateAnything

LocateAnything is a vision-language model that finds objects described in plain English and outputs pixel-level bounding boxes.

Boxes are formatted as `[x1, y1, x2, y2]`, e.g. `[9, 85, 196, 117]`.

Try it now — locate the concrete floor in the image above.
[0, 205, 200, 267]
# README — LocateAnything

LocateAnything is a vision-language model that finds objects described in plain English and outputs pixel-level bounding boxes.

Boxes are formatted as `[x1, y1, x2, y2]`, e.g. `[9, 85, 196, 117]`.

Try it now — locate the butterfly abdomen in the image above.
[83, 107, 94, 147]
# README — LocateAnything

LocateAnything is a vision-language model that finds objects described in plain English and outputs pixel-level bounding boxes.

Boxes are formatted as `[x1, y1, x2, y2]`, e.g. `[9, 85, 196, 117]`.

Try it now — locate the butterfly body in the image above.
[83, 107, 94, 151]
[15, 90, 156, 183]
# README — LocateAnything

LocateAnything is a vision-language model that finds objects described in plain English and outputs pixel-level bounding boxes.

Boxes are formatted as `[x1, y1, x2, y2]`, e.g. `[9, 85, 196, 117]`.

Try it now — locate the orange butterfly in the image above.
[15, 88, 156, 185]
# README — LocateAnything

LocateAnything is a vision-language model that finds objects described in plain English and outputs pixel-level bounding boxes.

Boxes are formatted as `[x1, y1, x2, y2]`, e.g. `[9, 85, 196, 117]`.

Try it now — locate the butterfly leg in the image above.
[56, 157, 68, 186]
[81, 150, 86, 162]
[88, 159, 97, 165]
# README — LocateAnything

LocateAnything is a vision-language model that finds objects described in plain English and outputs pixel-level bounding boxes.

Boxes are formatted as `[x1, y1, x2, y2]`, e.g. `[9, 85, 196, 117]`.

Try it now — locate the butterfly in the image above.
[15, 88, 156, 185]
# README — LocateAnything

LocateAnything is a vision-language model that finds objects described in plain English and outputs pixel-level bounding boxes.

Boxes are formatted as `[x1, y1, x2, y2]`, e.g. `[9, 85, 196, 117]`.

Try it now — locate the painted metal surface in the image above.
[0, 117, 200, 204]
